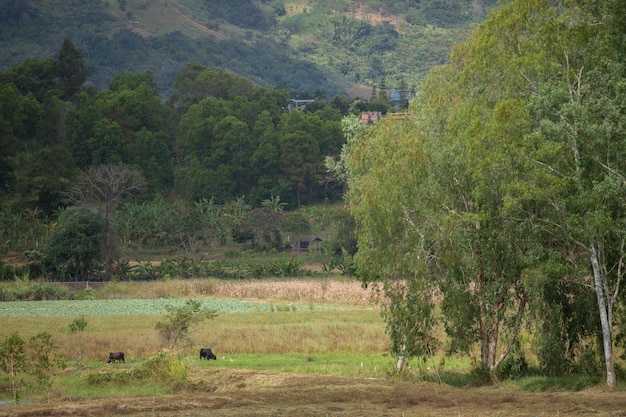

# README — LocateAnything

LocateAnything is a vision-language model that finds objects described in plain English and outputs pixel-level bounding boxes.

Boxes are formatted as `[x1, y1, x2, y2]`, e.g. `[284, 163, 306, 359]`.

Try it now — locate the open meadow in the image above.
[1, 279, 626, 416]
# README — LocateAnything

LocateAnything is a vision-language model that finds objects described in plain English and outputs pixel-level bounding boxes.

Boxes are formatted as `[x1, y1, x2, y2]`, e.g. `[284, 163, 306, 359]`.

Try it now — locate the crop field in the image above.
[0, 297, 360, 317]
[1, 279, 626, 416]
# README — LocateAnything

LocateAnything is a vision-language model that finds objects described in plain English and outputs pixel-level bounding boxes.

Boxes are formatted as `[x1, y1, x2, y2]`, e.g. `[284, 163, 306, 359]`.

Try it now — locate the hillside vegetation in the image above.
[0, 0, 496, 96]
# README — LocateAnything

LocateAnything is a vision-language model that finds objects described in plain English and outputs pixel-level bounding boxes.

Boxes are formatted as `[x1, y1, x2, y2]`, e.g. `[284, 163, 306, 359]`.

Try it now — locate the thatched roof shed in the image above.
[290, 235, 322, 251]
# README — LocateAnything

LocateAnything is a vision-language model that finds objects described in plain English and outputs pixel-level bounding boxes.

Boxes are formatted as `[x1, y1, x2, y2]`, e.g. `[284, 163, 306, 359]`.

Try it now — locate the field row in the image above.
[0, 298, 365, 317]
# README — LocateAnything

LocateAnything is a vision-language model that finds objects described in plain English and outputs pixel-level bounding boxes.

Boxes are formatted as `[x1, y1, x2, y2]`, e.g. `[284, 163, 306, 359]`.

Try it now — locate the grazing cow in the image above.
[199, 348, 216, 360]
[107, 352, 125, 363]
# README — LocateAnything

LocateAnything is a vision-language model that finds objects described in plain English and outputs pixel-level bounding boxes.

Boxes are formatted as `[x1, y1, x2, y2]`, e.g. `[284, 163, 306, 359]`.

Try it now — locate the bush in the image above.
[271, 257, 303, 277]
[0, 281, 72, 301]
[466, 361, 493, 387]
[155, 299, 218, 349]
[43, 206, 106, 281]
[130, 350, 189, 382]
[84, 350, 190, 386]
[498, 349, 529, 380]
[74, 287, 96, 300]
[69, 317, 88, 333]
[0, 260, 27, 281]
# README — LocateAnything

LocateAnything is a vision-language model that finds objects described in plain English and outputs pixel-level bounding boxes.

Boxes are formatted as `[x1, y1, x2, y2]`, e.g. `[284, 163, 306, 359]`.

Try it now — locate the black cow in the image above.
[107, 352, 125, 363]
[199, 348, 216, 360]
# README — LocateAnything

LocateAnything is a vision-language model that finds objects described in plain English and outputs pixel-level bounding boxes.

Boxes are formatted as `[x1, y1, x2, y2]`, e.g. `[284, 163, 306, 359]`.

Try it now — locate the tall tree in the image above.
[43, 206, 106, 280]
[414, 0, 626, 387]
[55, 38, 88, 101]
[62, 164, 145, 280]
[347, 116, 438, 372]
[515, 0, 626, 389]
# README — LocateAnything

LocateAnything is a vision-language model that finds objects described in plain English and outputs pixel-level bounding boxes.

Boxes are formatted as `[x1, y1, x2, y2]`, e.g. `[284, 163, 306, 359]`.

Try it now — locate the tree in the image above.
[410, 0, 626, 387]
[43, 206, 106, 280]
[55, 38, 88, 100]
[0, 331, 25, 404]
[347, 116, 438, 372]
[0, 331, 65, 404]
[515, 0, 626, 389]
[23, 332, 65, 403]
[155, 299, 218, 350]
[62, 164, 145, 280]
[239, 206, 284, 249]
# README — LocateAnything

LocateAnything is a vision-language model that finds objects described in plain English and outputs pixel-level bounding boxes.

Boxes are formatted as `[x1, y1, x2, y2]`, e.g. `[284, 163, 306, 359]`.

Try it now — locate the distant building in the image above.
[291, 236, 322, 251]
[288, 99, 315, 111]
[389, 90, 416, 109]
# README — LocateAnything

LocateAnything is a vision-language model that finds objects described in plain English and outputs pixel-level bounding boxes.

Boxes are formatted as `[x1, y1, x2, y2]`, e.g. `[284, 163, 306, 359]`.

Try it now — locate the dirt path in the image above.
[164, 0, 226, 39]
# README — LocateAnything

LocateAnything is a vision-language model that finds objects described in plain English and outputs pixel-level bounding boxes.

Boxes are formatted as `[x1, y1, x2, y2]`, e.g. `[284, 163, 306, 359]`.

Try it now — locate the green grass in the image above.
[55, 370, 170, 399]
[197, 352, 392, 378]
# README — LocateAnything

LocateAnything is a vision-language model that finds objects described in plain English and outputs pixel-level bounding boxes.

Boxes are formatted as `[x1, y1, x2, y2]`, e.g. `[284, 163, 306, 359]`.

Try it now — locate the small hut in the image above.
[291, 235, 322, 252]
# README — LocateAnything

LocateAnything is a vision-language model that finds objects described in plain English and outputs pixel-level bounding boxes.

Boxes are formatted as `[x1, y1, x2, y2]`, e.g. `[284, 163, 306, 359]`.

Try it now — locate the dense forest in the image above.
[0, 0, 496, 97]
[0, 37, 379, 281]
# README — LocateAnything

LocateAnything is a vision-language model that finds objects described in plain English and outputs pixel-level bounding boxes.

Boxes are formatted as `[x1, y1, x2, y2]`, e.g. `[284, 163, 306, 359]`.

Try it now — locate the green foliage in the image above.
[0, 0, 484, 102]
[0, 281, 71, 301]
[85, 350, 189, 386]
[350, 0, 626, 390]
[467, 361, 493, 387]
[270, 257, 303, 277]
[42, 206, 106, 281]
[0, 331, 64, 404]
[69, 316, 88, 333]
[0, 331, 25, 404]
[155, 299, 218, 350]
[0, 260, 27, 281]
[497, 346, 529, 380]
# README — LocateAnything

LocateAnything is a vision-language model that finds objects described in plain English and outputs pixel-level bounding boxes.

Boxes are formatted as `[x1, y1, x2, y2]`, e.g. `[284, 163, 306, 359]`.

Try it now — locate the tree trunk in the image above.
[396, 354, 406, 372]
[397, 335, 407, 372]
[590, 242, 616, 390]
[104, 217, 114, 280]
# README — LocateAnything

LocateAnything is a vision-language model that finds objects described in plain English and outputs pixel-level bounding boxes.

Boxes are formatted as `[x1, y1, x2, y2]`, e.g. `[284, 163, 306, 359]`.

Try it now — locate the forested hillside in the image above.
[0, 0, 496, 97]
[0, 35, 369, 281]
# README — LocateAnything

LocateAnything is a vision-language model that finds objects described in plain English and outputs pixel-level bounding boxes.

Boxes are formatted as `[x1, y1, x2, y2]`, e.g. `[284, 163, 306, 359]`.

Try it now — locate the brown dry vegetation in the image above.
[3, 368, 626, 416]
[77, 278, 376, 305]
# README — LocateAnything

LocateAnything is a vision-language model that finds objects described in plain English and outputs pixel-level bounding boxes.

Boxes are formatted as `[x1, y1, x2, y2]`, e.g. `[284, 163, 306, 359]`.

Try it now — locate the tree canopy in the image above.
[346, 0, 626, 388]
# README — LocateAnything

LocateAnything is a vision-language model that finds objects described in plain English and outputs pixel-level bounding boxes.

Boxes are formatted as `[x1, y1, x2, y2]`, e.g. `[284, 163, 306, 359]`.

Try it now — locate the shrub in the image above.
[155, 299, 218, 350]
[466, 361, 493, 387]
[69, 317, 88, 333]
[0, 281, 71, 301]
[498, 349, 529, 380]
[271, 257, 303, 277]
[0, 260, 27, 281]
[31, 282, 72, 300]
[75, 287, 96, 300]
[84, 350, 190, 386]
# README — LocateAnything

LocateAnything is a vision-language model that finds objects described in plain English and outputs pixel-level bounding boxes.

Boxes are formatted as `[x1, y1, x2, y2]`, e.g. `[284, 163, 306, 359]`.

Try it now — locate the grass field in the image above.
[1, 279, 626, 416]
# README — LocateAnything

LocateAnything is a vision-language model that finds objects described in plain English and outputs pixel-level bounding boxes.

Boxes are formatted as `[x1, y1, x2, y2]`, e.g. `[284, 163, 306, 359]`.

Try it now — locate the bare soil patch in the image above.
[2, 369, 626, 416]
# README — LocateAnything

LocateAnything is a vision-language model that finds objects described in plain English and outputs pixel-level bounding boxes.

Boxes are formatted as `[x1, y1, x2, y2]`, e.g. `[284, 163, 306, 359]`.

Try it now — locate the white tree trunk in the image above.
[396, 355, 406, 372]
[589, 242, 616, 390]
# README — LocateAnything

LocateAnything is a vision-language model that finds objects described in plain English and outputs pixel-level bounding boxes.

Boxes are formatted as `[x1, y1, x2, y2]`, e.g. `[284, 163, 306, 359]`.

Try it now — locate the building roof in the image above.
[290, 235, 322, 242]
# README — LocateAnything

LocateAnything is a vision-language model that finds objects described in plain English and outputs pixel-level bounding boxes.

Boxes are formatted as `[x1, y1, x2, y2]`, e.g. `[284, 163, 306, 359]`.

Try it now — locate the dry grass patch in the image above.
[88, 278, 375, 305]
[209, 279, 374, 305]
[5, 368, 626, 417]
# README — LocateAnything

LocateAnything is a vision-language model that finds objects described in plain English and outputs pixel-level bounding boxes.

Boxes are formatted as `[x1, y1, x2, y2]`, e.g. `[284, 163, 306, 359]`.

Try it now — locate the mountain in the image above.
[0, 0, 496, 97]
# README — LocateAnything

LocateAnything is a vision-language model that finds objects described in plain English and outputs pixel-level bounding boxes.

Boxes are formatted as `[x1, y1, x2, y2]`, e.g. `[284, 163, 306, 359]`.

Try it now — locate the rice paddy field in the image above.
[1, 279, 626, 416]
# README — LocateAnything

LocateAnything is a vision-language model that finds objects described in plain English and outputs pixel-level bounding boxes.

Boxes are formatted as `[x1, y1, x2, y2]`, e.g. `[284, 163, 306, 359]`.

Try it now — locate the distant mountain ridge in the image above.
[0, 0, 496, 97]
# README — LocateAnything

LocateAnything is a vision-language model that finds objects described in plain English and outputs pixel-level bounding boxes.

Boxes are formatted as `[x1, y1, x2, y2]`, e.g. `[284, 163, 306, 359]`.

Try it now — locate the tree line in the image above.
[346, 0, 626, 389]
[0, 38, 368, 280]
